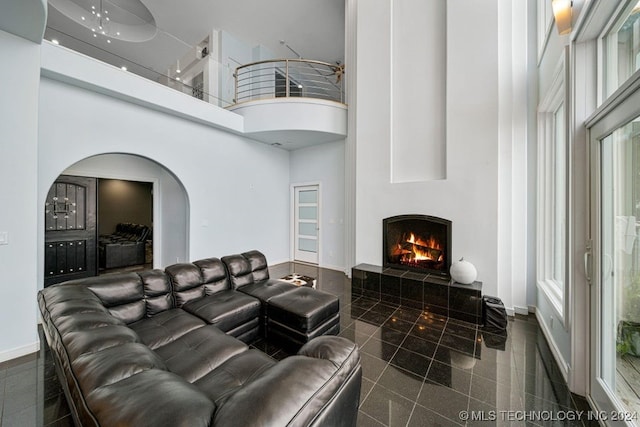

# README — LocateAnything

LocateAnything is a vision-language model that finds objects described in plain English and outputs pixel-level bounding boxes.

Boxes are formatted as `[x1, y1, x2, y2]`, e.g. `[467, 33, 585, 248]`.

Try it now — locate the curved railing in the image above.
[234, 59, 345, 105]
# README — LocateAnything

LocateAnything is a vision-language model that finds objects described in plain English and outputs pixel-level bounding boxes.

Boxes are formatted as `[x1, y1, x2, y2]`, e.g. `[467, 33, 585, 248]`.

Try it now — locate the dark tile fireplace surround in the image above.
[352, 215, 483, 325]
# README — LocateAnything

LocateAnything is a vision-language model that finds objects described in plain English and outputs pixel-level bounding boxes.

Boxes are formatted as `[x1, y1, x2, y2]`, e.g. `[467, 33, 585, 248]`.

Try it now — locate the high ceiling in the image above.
[44, 0, 345, 80]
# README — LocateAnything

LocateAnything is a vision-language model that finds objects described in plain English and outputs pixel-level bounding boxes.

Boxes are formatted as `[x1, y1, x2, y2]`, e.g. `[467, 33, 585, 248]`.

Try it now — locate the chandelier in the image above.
[48, 0, 158, 43]
[86, 0, 119, 43]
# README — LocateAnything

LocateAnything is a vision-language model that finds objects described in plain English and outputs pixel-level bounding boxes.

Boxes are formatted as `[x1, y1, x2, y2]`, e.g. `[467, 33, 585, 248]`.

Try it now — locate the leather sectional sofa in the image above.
[38, 250, 361, 427]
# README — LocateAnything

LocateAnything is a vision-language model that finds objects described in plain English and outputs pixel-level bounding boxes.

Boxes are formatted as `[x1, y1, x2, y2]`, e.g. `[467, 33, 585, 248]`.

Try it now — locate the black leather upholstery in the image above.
[222, 252, 299, 308]
[38, 250, 361, 427]
[166, 258, 261, 342]
[267, 287, 341, 349]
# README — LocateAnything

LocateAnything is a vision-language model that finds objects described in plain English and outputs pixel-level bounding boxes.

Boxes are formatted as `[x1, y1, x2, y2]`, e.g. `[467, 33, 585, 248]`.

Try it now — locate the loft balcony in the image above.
[43, 19, 347, 150]
[227, 59, 347, 149]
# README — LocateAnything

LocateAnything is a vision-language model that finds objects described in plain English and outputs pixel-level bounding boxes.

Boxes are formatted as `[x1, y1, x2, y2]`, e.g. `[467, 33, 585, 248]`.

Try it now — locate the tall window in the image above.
[538, 48, 569, 322]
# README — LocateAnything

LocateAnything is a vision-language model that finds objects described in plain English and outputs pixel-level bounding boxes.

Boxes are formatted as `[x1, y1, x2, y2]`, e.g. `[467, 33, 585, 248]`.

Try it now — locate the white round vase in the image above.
[450, 258, 477, 285]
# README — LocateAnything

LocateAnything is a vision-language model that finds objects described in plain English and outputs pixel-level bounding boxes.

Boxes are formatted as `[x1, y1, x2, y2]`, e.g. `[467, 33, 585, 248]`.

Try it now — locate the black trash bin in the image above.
[482, 295, 508, 330]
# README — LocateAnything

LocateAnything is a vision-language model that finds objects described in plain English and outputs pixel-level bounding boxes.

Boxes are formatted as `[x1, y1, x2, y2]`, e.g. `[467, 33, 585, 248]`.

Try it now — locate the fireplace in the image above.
[383, 215, 452, 277]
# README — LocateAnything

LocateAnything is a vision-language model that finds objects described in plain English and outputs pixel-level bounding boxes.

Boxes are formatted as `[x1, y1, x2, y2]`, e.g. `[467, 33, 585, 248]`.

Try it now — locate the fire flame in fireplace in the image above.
[392, 232, 443, 264]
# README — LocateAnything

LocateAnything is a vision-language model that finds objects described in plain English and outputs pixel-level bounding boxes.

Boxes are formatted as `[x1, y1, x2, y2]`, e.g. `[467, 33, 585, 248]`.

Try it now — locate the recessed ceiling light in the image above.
[121, 66, 127, 71]
[107, 39, 111, 43]
[81, 16, 85, 20]
[176, 77, 181, 81]
[93, 34, 97, 37]
[51, 39, 59, 45]
[298, 84, 303, 89]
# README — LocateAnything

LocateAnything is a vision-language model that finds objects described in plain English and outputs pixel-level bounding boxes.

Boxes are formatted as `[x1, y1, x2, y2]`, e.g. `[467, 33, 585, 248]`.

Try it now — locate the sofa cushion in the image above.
[241, 250, 270, 282]
[194, 349, 276, 404]
[85, 272, 179, 324]
[64, 325, 140, 360]
[221, 254, 253, 288]
[55, 312, 124, 336]
[129, 309, 205, 350]
[86, 369, 216, 427]
[166, 259, 232, 307]
[194, 257, 231, 294]
[154, 325, 248, 383]
[165, 263, 205, 306]
[182, 290, 260, 333]
[236, 279, 299, 303]
[72, 342, 167, 394]
[138, 269, 174, 316]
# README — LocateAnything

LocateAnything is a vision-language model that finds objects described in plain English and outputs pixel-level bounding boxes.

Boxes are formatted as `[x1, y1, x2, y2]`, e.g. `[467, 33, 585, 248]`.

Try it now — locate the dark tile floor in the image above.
[0, 263, 596, 426]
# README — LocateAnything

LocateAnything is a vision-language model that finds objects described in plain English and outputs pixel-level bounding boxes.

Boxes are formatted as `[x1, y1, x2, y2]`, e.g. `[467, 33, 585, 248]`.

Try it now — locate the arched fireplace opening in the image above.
[383, 215, 452, 277]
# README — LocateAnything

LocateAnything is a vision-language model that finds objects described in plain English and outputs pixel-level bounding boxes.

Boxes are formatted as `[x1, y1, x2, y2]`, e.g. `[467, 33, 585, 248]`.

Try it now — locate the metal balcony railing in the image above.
[234, 59, 345, 105]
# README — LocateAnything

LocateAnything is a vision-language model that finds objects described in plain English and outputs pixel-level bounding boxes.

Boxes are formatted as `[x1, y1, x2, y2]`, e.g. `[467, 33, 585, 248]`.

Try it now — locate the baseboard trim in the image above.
[0, 341, 40, 364]
[514, 305, 529, 315]
[535, 309, 570, 381]
[320, 263, 346, 273]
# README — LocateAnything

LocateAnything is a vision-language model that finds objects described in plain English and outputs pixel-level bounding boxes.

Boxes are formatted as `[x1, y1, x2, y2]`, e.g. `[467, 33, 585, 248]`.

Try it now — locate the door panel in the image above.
[44, 176, 97, 286]
[590, 109, 640, 424]
[293, 185, 319, 264]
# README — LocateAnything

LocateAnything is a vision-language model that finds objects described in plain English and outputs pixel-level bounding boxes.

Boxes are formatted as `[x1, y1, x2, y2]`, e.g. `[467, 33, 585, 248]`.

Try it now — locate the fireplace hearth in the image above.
[351, 215, 481, 325]
[383, 215, 452, 277]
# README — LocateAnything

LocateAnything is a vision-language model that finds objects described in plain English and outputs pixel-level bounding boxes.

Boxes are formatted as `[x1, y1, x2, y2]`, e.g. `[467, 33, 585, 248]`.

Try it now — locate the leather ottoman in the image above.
[267, 286, 340, 349]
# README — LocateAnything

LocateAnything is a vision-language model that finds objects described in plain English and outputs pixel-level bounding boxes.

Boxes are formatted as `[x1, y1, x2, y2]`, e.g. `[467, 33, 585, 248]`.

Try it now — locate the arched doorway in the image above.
[43, 153, 189, 286]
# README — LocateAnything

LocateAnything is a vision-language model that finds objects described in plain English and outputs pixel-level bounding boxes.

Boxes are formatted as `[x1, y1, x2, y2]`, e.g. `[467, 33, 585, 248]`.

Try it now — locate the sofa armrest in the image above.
[297, 336, 360, 370]
[214, 336, 361, 427]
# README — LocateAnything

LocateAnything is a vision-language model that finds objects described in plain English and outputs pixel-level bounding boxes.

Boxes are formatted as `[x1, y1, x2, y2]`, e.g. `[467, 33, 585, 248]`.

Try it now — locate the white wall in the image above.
[0, 29, 41, 361]
[37, 74, 291, 288]
[290, 141, 345, 271]
[62, 153, 189, 269]
[353, 0, 530, 305]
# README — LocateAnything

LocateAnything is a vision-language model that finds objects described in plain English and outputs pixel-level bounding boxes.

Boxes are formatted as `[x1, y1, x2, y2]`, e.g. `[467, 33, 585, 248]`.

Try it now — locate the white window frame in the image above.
[537, 47, 571, 325]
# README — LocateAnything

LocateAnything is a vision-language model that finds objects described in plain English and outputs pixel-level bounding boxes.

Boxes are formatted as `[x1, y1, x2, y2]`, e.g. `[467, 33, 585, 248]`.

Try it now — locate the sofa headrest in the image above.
[221, 254, 253, 288]
[138, 269, 174, 317]
[242, 250, 270, 282]
[85, 273, 146, 324]
[166, 259, 231, 307]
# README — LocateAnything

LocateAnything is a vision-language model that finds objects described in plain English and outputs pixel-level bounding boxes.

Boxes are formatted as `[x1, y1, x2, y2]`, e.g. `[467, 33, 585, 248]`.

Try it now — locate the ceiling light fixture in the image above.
[51, 39, 59, 45]
[88, 0, 116, 42]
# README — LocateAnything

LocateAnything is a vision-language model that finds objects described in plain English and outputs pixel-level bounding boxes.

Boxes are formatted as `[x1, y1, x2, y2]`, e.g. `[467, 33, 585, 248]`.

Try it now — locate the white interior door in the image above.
[589, 88, 640, 425]
[293, 185, 319, 264]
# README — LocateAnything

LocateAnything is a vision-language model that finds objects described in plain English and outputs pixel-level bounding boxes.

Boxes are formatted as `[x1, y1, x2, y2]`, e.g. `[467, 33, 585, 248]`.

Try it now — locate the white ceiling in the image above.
[44, 0, 345, 80]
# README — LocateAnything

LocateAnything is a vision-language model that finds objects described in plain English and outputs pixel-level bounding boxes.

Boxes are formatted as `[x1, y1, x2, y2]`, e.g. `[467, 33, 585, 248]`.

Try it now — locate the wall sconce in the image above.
[552, 0, 572, 35]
